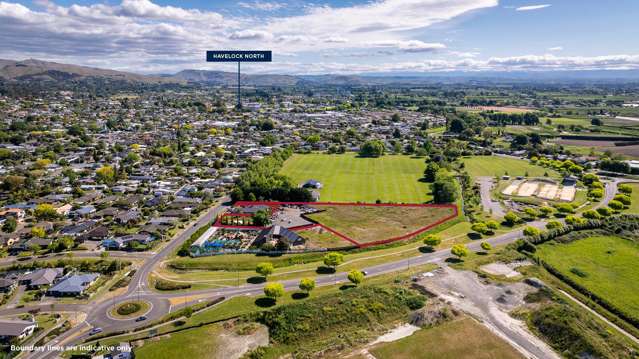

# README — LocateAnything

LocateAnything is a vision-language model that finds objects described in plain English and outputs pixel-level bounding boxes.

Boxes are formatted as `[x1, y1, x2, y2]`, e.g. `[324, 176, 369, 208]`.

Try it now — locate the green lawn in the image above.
[279, 153, 431, 203]
[370, 317, 523, 359]
[623, 183, 639, 214]
[461, 156, 559, 179]
[536, 236, 639, 322]
[135, 323, 222, 359]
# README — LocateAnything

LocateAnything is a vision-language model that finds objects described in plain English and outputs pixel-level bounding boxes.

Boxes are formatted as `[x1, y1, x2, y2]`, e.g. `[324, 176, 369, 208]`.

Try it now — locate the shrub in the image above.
[546, 221, 562, 230]
[596, 207, 613, 216]
[588, 189, 603, 199]
[613, 194, 631, 206]
[480, 242, 492, 251]
[264, 282, 285, 300]
[618, 184, 633, 194]
[451, 244, 469, 259]
[154, 278, 191, 291]
[116, 302, 141, 316]
[523, 226, 541, 236]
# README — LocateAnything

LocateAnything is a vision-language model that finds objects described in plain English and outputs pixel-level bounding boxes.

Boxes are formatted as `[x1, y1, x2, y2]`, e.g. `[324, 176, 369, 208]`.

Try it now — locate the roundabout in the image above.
[107, 300, 152, 320]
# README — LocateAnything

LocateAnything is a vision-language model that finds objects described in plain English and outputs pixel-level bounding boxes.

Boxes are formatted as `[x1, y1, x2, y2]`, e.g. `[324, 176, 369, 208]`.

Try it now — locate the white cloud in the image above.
[547, 46, 563, 51]
[515, 4, 551, 11]
[229, 30, 273, 40]
[372, 40, 446, 53]
[238, 1, 285, 11]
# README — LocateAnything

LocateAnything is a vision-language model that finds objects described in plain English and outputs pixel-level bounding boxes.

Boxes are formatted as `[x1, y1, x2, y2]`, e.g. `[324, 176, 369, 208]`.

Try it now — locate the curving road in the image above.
[16, 180, 622, 358]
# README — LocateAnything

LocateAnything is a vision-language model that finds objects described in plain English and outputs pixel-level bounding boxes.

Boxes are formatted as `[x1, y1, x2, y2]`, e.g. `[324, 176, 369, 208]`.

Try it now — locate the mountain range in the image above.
[2, 58, 639, 87]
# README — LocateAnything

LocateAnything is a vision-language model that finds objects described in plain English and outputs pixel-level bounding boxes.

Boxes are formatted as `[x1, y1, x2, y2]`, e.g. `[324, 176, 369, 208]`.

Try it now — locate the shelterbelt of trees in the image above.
[231, 147, 314, 202]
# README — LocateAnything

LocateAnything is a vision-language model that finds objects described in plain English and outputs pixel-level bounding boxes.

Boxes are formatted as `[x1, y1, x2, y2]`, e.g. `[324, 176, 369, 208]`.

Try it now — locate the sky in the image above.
[1, 0, 638, 75]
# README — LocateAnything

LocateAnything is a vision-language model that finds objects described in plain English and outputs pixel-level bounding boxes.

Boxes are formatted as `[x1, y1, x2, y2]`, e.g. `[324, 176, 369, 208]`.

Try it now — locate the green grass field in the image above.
[279, 153, 431, 203]
[370, 317, 523, 359]
[623, 183, 639, 214]
[461, 156, 559, 178]
[536, 236, 639, 322]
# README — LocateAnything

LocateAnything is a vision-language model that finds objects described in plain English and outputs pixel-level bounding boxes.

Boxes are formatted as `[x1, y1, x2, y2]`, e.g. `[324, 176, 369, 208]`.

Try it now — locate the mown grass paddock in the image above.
[536, 235, 639, 323]
[279, 153, 431, 203]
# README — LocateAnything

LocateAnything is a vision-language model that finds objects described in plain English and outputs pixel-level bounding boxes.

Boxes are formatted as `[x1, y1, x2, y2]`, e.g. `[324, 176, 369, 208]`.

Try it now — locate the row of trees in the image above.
[231, 148, 314, 202]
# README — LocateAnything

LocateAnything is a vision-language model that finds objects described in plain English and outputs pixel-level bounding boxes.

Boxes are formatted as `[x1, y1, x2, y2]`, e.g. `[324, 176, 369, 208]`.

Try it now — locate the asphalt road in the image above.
[17, 181, 623, 358]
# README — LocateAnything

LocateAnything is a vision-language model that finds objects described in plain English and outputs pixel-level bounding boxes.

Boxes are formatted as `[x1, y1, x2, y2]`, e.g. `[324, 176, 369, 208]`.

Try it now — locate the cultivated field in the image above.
[306, 204, 457, 245]
[536, 236, 639, 322]
[279, 153, 431, 203]
[461, 156, 559, 178]
[369, 317, 523, 359]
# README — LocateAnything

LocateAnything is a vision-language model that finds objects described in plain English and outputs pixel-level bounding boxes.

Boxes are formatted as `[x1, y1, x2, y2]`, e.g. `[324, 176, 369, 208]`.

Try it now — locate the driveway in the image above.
[478, 176, 505, 218]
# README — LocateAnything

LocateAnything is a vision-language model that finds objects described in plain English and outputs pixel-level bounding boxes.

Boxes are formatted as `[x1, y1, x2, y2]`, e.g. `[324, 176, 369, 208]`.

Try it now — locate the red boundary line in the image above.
[213, 201, 459, 248]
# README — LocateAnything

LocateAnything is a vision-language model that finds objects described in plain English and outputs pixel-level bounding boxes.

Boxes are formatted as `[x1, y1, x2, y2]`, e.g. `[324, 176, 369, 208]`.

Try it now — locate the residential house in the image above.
[47, 273, 99, 297]
[0, 319, 37, 342]
[20, 268, 64, 289]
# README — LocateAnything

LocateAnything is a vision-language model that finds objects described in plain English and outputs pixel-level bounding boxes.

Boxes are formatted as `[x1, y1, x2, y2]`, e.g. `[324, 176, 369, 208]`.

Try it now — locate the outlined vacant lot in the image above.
[227, 201, 459, 248]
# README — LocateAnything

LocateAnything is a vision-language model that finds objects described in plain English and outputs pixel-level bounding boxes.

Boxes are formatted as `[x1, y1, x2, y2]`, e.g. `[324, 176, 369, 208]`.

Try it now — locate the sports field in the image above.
[536, 236, 639, 322]
[279, 153, 431, 203]
[461, 156, 559, 179]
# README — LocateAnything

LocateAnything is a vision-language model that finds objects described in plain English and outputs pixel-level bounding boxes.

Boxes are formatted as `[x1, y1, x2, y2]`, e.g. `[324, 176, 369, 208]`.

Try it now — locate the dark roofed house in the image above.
[114, 209, 141, 225]
[0, 278, 16, 293]
[255, 225, 305, 248]
[47, 273, 99, 297]
[78, 225, 109, 241]
[20, 268, 64, 289]
[302, 179, 323, 189]
[0, 319, 37, 342]
[59, 220, 96, 237]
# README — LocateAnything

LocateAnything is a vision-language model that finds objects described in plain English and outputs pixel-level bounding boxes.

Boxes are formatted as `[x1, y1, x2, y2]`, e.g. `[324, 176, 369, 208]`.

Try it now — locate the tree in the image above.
[480, 242, 492, 251]
[323, 252, 344, 270]
[485, 220, 499, 230]
[608, 200, 624, 210]
[298, 278, 315, 295]
[2, 217, 16, 233]
[523, 226, 541, 236]
[539, 206, 555, 217]
[471, 222, 488, 235]
[256, 262, 274, 279]
[433, 170, 459, 203]
[597, 207, 613, 217]
[96, 165, 116, 184]
[582, 210, 601, 219]
[263, 282, 284, 302]
[523, 208, 538, 219]
[34, 204, 58, 221]
[423, 162, 439, 182]
[253, 209, 271, 226]
[449, 118, 465, 133]
[588, 189, 603, 199]
[359, 140, 385, 157]
[503, 211, 520, 226]
[582, 173, 599, 185]
[591, 118, 603, 126]
[423, 234, 442, 249]
[31, 226, 46, 238]
[450, 244, 469, 260]
[347, 270, 364, 286]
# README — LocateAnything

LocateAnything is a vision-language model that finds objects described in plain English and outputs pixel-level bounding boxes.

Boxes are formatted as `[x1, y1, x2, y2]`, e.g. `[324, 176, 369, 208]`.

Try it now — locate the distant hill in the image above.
[0, 59, 182, 84]
[2, 58, 639, 88]
[173, 69, 298, 86]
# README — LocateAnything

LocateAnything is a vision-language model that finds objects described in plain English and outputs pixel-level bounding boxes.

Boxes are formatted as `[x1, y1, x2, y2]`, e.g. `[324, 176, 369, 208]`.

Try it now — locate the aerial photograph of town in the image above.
[0, 0, 638, 358]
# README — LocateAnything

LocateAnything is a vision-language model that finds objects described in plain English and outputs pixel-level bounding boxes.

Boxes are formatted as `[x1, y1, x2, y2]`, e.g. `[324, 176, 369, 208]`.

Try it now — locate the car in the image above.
[135, 316, 147, 322]
[362, 271, 368, 276]
[89, 327, 103, 335]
